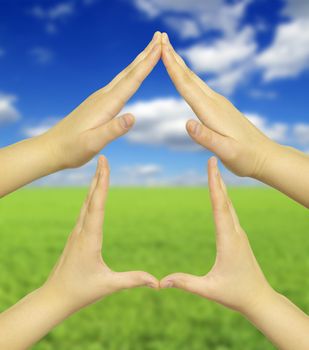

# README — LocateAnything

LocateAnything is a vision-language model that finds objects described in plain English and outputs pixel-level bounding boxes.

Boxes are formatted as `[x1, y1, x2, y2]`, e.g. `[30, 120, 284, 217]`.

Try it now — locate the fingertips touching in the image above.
[103, 32, 161, 95]
[208, 156, 225, 210]
[96, 155, 110, 197]
[87, 156, 109, 212]
[112, 271, 160, 291]
[161, 32, 175, 64]
[208, 156, 219, 188]
[219, 170, 241, 229]
[160, 273, 205, 296]
[75, 159, 101, 231]
[208, 157, 238, 235]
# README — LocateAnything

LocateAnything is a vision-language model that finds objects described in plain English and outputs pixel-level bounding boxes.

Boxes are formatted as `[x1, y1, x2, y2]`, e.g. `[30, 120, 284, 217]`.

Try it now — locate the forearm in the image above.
[0, 134, 61, 197]
[243, 290, 309, 350]
[255, 142, 309, 208]
[0, 286, 75, 350]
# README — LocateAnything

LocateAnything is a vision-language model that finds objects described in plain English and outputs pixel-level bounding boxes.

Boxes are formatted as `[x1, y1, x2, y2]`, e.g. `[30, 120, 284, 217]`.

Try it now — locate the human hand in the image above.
[161, 33, 278, 178]
[44, 156, 159, 312]
[44, 32, 162, 169]
[160, 157, 274, 313]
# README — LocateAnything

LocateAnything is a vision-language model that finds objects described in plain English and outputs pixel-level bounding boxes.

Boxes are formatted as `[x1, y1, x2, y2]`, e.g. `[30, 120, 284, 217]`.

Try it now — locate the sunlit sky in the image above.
[0, 0, 309, 186]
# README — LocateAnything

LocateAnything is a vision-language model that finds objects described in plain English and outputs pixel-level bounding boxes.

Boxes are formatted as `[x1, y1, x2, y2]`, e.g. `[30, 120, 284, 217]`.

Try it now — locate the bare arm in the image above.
[161, 32, 309, 208]
[0, 157, 158, 350]
[161, 157, 309, 349]
[0, 32, 162, 198]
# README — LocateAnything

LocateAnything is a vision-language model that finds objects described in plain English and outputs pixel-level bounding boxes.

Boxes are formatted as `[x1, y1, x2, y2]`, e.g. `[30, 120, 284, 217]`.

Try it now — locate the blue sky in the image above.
[0, 0, 309, 186]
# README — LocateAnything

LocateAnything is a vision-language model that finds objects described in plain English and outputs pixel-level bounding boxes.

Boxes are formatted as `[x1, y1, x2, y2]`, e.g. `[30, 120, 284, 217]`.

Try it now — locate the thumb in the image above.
[85, 113, 135, 153]
[111, 271, 159, 291]
[160, 273, 206, 296]
[186, 120, 233, 160]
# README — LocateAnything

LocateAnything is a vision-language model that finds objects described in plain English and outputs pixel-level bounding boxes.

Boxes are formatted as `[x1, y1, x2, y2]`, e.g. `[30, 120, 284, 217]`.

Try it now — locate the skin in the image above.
[0, 156, 159, 350]
[161, 157, 309, 350]
[1, 30, 308, 349]
[0, 32, 162, 198]
[161, 32, 309, 209]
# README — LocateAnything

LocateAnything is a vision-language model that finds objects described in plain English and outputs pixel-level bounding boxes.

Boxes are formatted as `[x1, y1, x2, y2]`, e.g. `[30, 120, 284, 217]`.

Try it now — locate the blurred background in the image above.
[1, 0, 309, 186]
[0, 0, 309, 349]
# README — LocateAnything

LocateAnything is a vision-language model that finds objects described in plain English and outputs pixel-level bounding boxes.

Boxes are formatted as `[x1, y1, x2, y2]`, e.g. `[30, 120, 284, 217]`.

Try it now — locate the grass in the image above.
[0, 187, 309, 349]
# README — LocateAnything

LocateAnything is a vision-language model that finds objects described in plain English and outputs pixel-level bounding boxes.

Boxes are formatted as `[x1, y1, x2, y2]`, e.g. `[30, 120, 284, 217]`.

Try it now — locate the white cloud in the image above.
[31, 159, 259, 187]
[256, 19, 309, 81]
[124, 97, 307, 149]
[208, 64, 250, 95]
[133, 0, 250, 36]
[293, 123, 309, 146]
[245, 113, 288, 142]
[112, 164, 163, 186]
[283, 0, 309, 19]
[249, 89, 277, 100]
[180, 27, 256, 74]
[124, 97, 199, 151]
[121, 164, 162, 177]
[0, 94, 21, 125]
[179, 26, 256, 94]
[32, 158, 97, 187]
[31, 2, 74, 20]
[23, 117, 59, 138]
[30, 47, 54, 65]
[166, 169, 207, 186]
[30, 2, 75, 33]
[164, 17, 200, 39]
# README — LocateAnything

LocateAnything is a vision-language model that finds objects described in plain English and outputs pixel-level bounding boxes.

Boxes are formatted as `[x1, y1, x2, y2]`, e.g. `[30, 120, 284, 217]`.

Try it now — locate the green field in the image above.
[0, 187, 309, 349]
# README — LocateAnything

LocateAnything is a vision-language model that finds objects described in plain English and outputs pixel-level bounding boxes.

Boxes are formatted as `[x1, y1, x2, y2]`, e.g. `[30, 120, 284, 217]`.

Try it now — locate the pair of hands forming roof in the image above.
[1, 32, 309, 350]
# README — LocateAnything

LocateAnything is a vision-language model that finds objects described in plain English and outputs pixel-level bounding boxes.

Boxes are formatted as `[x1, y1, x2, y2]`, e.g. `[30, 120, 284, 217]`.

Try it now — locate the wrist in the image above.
[39, 282, 78, 317]
[240, 286, 280, 319]
[251, 139, 283, 181]
[38, 131, 67, 172]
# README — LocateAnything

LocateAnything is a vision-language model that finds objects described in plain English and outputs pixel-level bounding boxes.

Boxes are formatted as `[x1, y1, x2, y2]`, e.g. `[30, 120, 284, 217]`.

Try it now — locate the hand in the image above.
[45, 32, 162, 169]
[160, 157, 273, 313]
[44, 156, 158, 312]
[161, 33, 277, 178]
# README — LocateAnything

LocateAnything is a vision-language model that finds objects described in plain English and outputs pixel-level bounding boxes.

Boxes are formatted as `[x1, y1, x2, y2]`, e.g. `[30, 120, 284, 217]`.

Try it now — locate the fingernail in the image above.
[211, 157, 217, 167]
[189, 121, 201, 136]
[162, 32, 168, 43]
[153, 31, 160, 41]
[120, 114, 134, 129]
[165, 33, 170, 44]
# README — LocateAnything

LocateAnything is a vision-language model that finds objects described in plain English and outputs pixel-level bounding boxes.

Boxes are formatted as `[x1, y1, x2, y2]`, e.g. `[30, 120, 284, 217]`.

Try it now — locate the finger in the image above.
[160, 273, 206, 296]
[75, 160, 101, 232]
[103, 31, 161, 93]
[208, 157, 237, 237]
[219, 172, 241, 230]
[186, 120, 233, 159]
[162, 33, 215, 97]
[82, 156, 110, 239]
[111, 271, 159, 290]
[84, 113, 135, 154]
[52, 158, 106, 275]
[161, 35, 221, 132]
[105, 42, 162, 117]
